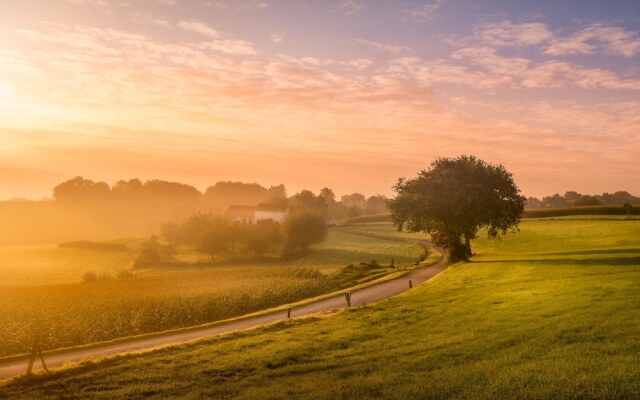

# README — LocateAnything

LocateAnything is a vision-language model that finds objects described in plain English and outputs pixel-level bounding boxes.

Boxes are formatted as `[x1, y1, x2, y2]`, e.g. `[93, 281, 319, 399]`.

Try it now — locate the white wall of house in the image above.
[254, 210, 288, 223]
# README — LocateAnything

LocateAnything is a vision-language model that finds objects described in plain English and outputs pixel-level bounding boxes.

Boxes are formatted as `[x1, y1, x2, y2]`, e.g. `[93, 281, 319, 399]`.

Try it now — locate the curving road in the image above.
[0, 241, 446, 380]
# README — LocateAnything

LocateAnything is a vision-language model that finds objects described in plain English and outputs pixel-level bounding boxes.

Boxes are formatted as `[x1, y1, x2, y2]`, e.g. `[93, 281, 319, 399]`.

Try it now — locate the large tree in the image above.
[387, 155, 526, 262]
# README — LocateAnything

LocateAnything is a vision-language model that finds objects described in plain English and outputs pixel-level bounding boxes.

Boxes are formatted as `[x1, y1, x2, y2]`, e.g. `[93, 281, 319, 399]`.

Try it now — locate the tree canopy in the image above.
[387, 155, 526, 262]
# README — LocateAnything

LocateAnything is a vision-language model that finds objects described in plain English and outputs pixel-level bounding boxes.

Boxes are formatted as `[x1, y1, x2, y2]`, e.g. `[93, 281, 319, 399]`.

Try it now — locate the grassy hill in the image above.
[2, 219, 640, 398]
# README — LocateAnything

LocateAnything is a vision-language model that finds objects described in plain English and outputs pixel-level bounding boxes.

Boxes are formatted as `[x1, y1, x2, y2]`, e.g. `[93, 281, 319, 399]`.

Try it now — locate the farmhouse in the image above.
[224, 203, 289, 224]
[224, 205, 256, 224]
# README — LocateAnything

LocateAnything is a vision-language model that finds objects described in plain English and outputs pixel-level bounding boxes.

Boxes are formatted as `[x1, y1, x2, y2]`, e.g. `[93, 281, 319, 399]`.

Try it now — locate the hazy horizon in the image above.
[1, 0, 639, 200]
[2, 169, 640, 203]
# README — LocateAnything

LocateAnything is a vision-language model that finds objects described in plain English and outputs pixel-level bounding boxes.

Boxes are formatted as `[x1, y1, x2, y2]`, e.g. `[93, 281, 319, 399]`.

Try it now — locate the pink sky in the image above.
[0, 1, 639, 199]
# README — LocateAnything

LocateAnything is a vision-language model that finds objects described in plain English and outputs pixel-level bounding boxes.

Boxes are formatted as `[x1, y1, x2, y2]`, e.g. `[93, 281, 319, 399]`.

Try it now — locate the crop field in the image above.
[0, 241, 140, 286]
[3, 218, 638, 398]
[0, 229, 422, 357]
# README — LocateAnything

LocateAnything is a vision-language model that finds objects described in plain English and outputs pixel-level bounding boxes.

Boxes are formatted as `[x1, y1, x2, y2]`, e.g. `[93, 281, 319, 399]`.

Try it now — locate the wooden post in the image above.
[26, 333, 40, 375]
[287, 308, 291, 319]
[26, 344, 37, 375]
[26, 332, 49, 376]
[37, 347, 49, 374]
[409, 280, 413, 289]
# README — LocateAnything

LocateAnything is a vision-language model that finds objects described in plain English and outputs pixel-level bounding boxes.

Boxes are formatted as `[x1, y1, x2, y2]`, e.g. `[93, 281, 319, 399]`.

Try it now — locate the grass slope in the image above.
[2, 219, 640, 399]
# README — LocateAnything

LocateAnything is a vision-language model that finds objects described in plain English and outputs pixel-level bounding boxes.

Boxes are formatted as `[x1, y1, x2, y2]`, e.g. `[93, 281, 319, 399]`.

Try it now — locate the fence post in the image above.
[287, 308, 291, 319]
[38, 346, 49, 374]
[26, 344, 37, 375]
[409, 280, 413, 289]
[25, 331, 49, 376]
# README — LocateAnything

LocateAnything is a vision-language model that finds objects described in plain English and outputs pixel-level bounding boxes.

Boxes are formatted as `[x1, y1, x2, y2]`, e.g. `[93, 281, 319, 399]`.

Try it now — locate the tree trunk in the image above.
[464, 236, 472, 259]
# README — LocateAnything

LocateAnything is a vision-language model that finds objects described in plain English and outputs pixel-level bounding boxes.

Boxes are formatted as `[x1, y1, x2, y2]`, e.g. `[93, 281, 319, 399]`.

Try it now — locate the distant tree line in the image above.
[526, 191, 640, 209]
[0, 176, 390, 244]
[51, 176, 388, 220]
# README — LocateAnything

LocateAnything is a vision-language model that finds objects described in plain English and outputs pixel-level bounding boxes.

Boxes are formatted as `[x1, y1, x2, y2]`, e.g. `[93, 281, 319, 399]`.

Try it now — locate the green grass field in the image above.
[336, 223, 429, 241]
[3, 219, 639, 398]
[0, 229, 422, 357]
[0, 230, 421, 286]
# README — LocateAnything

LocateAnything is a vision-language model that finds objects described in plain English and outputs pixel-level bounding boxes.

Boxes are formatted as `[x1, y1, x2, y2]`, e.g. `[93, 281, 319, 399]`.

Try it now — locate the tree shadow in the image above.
[472, 255, 640, 267]
[541, 248, 640, 256]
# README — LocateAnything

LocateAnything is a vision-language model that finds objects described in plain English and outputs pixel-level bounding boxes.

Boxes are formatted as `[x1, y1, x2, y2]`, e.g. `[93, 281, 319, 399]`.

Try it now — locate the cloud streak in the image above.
[177, 20, 221, 38]
[356, 38, 411, 54]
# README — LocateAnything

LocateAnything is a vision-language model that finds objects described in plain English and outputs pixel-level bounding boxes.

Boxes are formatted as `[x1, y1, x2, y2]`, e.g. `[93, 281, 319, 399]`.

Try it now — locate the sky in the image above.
[0, 0, 639, 200]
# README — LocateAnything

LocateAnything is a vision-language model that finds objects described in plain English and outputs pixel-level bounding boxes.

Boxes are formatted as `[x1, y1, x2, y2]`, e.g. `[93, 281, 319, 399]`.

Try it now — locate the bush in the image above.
[81, 270, 111, 283]
[282, 209, 328, 256]
[82, 270, 98, 283]
[134, 236, 175, 267]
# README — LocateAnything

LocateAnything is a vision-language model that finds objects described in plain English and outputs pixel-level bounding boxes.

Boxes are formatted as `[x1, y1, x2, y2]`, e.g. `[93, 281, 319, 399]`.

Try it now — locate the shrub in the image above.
[282, 209, 327, 256]
[134, 235, 175, 267]
[82, 270, 98, 283]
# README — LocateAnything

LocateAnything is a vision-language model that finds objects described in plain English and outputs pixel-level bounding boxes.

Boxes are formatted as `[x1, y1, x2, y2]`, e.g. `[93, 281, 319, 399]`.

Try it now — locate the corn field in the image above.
[0, 267, 332, 357]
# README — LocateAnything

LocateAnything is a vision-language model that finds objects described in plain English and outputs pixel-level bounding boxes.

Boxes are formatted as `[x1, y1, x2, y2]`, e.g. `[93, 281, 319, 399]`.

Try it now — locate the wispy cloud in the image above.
[356, 38, 411, 54]
[452, 20, 640, 58]
[406, 0, 445, 22]
[237, 1, 267, 10]
[65, 0, 110, 6]
[545, 24, 640, 57]
[151, 19, 172, 29]
[199, 39, 257, 55]
[204, 1, 267, 10]
[177, 20, 220, 38]
[270, 33, 284, 44]
[473, 21, 554, 47]
[336, 0, 367, 15]
[388, 48, 640, 90]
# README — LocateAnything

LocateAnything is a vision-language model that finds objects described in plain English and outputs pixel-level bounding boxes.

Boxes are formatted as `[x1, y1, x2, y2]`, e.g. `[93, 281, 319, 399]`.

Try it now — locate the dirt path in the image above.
[0, 241, 446, 380]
